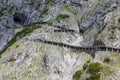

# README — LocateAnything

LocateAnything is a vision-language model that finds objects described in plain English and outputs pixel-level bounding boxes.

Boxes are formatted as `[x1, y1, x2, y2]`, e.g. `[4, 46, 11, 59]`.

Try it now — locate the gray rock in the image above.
[0, 0, 120, 79]
[0, 26, 14, 50]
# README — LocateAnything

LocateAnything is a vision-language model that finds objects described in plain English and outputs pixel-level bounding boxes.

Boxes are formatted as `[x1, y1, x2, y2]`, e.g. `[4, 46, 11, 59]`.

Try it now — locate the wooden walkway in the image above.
[23, 21, 120, 54]
[27, 38, 120, 54]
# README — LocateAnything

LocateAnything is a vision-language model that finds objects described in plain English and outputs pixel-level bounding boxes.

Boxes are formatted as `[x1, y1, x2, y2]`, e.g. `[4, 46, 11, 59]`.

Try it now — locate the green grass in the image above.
[0, 7, 13, 17]
[87, 62, 112, 80]
[118, 18, 120, 23]
[101, 66, 112, 76]
[46, 22, 53, 26]
[88, 62, 103, 73]
[64, 5, 70, 11]
[110, 26, 118, 30]
[87, 62, 102, 80]
[83, 63, 88, 70]
[39, 7, 49, 18]
[13, 25, 21, 30]
[97, 28, 102, 35]
[72, 70, 82, 80]
[83, 59, 91, 70]
[56, 14, 70, 22]
[108, 26, 119, 35]
[87, 73, 100, 80]
[103, 57, 111, 63]
[8, 7, 14, 12]
[109, 53, 120, 67]
[23, 70, 31, 77]
[0, 25, 42, 55]
[0, 7, 7, 17]
[45, 0, 54, 4]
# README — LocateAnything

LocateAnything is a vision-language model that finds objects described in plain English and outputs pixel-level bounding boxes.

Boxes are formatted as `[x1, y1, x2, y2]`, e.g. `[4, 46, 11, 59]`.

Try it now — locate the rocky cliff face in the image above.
[0, 0, 120, 80]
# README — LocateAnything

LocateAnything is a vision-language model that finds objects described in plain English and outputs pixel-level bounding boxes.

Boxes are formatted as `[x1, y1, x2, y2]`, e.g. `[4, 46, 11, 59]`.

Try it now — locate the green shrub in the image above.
[103, 57, 111, 63]
[87, 65, 112, 80]
[87, 73, 100, 80]
[72, 70, 82, 80]
[88, 62, 102, 73]
[87, 62, 103, 80]
[86, 62, 112, 80]
[83, 60, 91, 70]
[83, 63, 88, 70]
